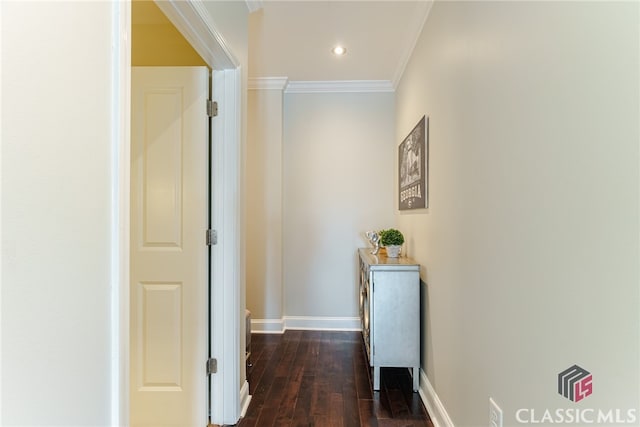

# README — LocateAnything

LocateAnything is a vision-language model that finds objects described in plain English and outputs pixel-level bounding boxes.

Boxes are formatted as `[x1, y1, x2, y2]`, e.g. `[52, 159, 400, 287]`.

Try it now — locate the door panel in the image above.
[142, 90, 183, 248]
[131, 66, 208, 427]
[138, 282, 182, 390]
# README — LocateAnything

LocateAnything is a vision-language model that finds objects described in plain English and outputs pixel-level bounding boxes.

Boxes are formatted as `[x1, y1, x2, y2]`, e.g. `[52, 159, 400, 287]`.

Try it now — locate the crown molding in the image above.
[392, 0, 434, 89]
[248, 79, 396, 93]
[245, 0, 263, 13]
[285, 80, 394, 94]
[248, 77, 289, 91]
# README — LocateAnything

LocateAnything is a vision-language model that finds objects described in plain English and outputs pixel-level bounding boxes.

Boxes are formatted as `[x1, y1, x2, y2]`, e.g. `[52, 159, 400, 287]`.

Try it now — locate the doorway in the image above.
[116, 1, 245, 425]
[130, 3, 210, 426]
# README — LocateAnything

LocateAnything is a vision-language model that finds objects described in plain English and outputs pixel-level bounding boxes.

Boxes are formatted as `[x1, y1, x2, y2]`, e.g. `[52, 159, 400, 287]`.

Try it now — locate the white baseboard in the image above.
[250, 318, 284, 334]
[418, 369, 455, 427]
[251, 316, 361, 333]
[239, 380, 251, 418]
[284, 316, 361, 331]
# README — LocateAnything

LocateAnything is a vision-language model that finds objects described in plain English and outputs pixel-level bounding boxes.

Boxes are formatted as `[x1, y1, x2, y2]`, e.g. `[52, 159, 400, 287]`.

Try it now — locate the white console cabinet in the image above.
[358, 248, 420, 392]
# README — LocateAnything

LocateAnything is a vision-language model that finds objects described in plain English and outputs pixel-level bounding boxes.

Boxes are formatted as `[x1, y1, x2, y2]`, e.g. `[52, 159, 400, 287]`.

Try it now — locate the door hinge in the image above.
[206, 358, 217, 375]
[207, 100, 218, 117]
[206, 229, 218, 246]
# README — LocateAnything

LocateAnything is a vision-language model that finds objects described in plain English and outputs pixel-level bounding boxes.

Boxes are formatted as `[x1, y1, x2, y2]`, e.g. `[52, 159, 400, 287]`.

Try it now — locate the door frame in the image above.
[111, 1, 244, 425]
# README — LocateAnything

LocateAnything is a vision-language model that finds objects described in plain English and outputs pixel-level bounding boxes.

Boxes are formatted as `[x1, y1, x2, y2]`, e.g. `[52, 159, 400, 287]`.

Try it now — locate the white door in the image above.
[130, 66, 209, 427]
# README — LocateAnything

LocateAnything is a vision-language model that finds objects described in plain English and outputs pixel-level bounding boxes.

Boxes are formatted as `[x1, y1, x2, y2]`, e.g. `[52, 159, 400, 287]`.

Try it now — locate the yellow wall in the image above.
[132, 0, 206, 66]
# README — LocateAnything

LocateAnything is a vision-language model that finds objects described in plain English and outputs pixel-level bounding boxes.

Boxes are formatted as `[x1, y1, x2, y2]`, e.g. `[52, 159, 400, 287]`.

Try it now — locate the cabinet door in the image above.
[371, 270, 420, 367]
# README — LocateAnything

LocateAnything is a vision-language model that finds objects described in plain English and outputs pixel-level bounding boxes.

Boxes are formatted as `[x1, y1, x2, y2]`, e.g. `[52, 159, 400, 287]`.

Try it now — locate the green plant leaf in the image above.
[379, 228, 404, 246]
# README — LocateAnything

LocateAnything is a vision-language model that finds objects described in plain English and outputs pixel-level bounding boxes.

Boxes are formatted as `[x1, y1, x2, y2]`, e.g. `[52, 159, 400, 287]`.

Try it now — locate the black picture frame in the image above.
[399, 116, 428, 210]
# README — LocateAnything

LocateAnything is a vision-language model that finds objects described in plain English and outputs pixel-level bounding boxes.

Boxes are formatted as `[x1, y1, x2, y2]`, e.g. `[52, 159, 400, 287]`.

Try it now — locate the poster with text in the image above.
[399, 116, 428, 210]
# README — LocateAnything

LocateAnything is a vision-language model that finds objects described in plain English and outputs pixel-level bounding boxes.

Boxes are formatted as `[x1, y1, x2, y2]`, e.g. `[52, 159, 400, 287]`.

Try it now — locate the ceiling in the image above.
[248, 1, 432, 84]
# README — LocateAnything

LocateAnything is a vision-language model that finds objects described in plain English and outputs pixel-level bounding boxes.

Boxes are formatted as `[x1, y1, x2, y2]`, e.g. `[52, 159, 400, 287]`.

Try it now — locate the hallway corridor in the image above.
[236, 330, 432, 427]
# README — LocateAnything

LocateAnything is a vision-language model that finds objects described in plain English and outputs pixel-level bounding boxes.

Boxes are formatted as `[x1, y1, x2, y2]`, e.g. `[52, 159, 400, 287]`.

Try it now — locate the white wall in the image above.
[246, 88, 284, 321]
[1, 2, 116, 425]
[283, 92, 396, 319]
[204, 1, 249, 70]
[396, 1, 639, 425]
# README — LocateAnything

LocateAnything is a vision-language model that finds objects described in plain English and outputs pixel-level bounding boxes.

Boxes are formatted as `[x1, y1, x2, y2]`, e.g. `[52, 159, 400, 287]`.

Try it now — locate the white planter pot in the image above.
[385, 245, 402, 258]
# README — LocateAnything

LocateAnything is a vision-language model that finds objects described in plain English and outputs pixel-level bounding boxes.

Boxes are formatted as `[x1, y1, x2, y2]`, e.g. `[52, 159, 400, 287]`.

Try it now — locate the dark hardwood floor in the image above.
[234, 330, 433, 427]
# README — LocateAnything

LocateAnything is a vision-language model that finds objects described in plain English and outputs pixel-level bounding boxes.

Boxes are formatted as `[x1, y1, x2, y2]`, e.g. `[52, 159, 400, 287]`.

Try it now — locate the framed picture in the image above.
[399, 116, 428, 210]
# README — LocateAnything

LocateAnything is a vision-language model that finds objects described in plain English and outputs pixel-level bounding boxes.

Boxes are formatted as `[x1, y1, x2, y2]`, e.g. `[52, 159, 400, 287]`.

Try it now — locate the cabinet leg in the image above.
[373, 366, 380, 391]
[413, 366, 419, 392]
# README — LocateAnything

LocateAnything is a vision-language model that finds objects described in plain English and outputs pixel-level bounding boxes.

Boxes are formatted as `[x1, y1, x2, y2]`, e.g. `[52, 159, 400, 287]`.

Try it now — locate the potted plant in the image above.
[379, 228, 404, 258]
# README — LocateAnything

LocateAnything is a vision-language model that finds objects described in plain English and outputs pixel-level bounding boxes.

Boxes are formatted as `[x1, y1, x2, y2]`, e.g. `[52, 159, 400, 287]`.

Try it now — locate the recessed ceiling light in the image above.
[332, 46, 347, 56]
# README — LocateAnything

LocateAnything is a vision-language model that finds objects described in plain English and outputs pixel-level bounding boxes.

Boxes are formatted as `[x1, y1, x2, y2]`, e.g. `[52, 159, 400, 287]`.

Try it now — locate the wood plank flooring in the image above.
[234, 330, 433, 427]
